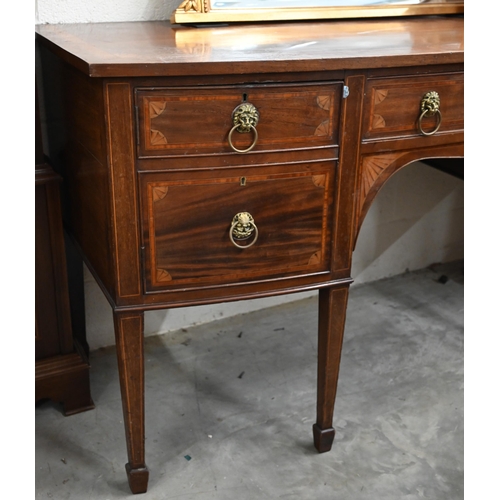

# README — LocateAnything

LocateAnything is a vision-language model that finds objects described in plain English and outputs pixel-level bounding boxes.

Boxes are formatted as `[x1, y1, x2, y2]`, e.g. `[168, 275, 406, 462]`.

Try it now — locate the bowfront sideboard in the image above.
[35, 16, 464, 494]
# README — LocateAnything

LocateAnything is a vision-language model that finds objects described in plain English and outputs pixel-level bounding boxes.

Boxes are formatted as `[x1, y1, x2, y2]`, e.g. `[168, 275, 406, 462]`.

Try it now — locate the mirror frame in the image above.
[171, 0, 463, 25]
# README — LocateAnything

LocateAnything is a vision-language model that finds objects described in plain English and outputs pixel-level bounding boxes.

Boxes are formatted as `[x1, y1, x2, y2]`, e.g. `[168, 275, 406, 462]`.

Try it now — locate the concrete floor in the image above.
[35, 262, 464, 500]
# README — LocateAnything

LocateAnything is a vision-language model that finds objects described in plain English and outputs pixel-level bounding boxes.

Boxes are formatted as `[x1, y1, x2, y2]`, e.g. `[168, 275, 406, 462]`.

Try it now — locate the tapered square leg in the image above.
[313, 285, 350, 453]
[113, 310, 149, 494]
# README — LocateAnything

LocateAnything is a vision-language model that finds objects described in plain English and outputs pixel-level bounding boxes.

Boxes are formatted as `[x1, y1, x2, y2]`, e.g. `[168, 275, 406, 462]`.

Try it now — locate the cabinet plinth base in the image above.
[35, 350, 94, 416]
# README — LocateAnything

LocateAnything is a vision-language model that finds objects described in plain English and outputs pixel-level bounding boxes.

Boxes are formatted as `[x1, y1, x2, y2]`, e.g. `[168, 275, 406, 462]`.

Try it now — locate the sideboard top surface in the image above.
[35, 16, 464, 78]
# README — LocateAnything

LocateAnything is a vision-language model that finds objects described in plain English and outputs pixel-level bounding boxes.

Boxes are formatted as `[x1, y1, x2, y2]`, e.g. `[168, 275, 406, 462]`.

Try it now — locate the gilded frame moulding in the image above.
[171, 0, 463, 25]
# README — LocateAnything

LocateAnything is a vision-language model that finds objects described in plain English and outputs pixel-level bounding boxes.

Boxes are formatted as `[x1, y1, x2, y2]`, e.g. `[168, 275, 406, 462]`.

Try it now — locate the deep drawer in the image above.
[135, 83, 342, 157]
[362, 72, 464, 141]
[140, 162, 335, 292]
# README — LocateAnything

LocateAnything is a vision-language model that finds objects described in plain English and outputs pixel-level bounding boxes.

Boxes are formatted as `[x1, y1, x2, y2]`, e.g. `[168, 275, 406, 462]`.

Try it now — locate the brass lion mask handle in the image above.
[229, 212, 259, 248]
[418, 91, 442, 136]
[228, 103, 260, 153]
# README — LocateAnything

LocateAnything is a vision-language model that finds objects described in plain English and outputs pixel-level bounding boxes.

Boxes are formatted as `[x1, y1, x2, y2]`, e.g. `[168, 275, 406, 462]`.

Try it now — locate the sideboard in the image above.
[35, 16, 464, 494]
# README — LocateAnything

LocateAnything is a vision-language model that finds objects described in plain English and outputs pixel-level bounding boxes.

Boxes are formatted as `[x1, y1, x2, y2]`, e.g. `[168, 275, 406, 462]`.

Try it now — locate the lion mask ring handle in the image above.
[228, 102, 260, 153]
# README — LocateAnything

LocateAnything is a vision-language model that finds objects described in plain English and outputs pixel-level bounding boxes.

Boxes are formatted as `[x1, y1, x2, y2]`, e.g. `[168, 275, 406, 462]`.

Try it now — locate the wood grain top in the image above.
[35, 16, 463, 78]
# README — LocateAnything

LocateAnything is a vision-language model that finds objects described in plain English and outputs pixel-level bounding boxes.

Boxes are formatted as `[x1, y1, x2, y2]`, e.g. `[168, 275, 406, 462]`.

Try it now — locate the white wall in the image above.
[35, 0, 178, 24]
[35, 1, 464, 350]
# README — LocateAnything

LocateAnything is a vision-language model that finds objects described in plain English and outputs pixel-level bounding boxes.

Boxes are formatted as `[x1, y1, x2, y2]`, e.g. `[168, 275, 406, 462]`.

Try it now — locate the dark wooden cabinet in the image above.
[36, 17, 463, 493]
[35, 83, 94, 416]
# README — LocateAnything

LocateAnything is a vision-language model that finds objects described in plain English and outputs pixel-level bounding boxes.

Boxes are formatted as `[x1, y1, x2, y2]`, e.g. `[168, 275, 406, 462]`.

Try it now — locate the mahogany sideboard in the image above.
[35, 16, 464, 494]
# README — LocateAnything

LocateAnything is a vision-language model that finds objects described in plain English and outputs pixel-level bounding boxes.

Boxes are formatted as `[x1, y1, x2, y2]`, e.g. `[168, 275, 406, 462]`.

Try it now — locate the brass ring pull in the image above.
[228, 102, 260, 154]
[229, 212, 259, 249]
[418, 91, 442, 136]
[228, 124, 259, 153]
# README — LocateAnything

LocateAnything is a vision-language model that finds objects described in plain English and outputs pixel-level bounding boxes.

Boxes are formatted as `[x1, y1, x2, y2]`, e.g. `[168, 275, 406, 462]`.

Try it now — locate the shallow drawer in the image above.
[140, 163, 334, 292]
[135, 83, 342, 157]
[362, 72, 463, 141]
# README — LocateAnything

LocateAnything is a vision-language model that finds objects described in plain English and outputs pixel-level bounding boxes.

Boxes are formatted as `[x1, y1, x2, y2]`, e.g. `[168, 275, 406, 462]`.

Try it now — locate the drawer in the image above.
[135, 83, 342, 157]
[362, 72, 463, 141]
[140, 163, 334, 292]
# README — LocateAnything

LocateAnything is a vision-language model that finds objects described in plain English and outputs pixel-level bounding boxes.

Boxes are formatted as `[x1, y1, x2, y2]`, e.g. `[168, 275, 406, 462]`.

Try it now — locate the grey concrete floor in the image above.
[35, 262, 464, 500]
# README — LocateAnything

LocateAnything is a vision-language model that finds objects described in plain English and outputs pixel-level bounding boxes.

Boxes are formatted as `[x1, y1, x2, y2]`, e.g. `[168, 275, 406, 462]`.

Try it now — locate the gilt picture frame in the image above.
[171, 0, 463, 25]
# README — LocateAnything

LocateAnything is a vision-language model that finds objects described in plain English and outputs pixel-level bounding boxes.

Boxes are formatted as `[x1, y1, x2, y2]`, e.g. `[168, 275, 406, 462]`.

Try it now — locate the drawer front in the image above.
[135, 83, 342, 157]
[140, 163, 334, 292]
[362, 72, 463, 141]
